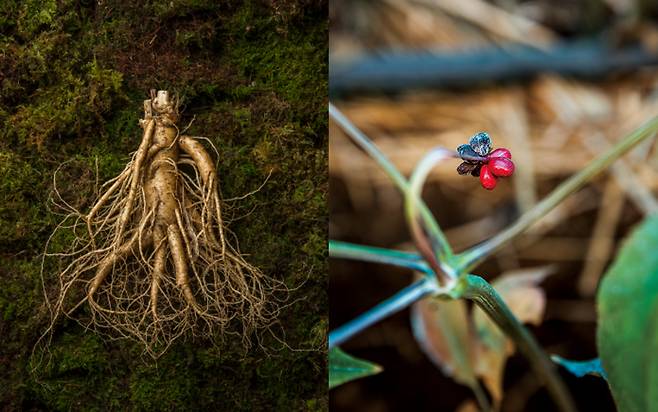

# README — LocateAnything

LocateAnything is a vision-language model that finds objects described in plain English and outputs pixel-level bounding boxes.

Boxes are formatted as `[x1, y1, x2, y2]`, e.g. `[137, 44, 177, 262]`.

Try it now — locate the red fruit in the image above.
[489, 157, 514, 177]
[479, 165, 497, 190]
[489, 148, 512, 159]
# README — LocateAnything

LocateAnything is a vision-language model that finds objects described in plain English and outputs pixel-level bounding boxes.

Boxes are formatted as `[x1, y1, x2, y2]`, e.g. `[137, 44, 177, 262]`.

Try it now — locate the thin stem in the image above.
[551, 356, 607, 380]
[328, 277, 438, 349]
[404, 147, 459, 283]
[329, 240, 433, 275]
[329, 103, 455, 264]
[462, 275, 577, 412]
[472, 381, 492, 412]
[457, 115, 658, 272]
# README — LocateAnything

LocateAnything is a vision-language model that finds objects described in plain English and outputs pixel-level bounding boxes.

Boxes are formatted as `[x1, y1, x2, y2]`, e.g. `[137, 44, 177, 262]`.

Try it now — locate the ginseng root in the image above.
[42, 90, 285, 356]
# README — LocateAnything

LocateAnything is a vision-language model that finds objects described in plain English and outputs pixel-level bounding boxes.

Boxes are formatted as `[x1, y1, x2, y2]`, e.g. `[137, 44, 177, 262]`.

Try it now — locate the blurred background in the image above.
[329, 0, 658, 411]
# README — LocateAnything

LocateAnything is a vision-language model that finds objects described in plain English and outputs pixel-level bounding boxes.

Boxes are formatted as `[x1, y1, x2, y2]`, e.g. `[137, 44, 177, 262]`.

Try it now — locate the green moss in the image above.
[224, 3, 327, 126]
[18, 0, 58, 37]
[0, 0, 326, 409]
[7, 61, 124, 148]
[151, 0, 217, 19]
[0, 152, 50, 251]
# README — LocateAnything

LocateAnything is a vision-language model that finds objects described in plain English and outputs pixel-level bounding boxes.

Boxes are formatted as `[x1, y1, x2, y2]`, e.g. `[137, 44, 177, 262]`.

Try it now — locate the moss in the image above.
[6, 60, 124, 148]
[17, 0, 58, 38]
[1, 0, 326, 410]
[0, 151, 58, 252]
[222, 3, 327, 130]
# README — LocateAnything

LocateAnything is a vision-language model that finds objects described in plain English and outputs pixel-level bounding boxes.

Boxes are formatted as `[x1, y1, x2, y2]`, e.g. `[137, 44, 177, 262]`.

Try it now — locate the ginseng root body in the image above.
[44, 90, 283, 356]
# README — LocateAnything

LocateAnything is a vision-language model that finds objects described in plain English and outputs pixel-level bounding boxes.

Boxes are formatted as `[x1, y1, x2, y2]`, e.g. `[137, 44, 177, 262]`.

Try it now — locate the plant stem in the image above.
[551, 356, 607, 380]
[472, 381, 492, 412]
[329, 103, 455, 265]
[329, 240, 433, 275]
[462, 275, 577, 412]
[328, 277, 438, 349]
[404, 147, 459, 282]
[457, 115, 658, 272]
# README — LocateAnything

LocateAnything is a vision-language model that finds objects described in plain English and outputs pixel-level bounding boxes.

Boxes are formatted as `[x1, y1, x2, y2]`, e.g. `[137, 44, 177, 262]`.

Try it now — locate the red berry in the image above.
[489, 148, 512, 159]
[489, 157, 515, 177]
[479, 165, 497, 190]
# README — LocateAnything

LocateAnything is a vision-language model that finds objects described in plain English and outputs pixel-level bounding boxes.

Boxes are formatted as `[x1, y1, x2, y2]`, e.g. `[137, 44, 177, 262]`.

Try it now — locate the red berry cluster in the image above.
[456, 132, 515, 191]
[479, 148, 514, 190]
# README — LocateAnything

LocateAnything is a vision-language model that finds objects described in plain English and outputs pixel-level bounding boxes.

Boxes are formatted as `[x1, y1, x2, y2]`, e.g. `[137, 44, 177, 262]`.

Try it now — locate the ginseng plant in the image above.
[328, 102, 658, 411]
[40, 90, 284, 357]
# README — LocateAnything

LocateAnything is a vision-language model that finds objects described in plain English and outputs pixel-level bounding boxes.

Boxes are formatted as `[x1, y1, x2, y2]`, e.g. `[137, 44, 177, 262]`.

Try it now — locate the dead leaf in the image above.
[455, 399, 479, 412]
[411, 294, 477, 388]
[411, 266, 554, 409]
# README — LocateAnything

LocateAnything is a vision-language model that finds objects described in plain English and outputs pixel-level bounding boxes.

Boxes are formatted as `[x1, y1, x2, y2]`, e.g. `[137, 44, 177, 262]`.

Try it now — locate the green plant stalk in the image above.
[457, 115, 658, 273]
[329, 240, 433, 275]
[462, 275, 577, 412]
[551, 356, 607, 380]
[329, 103, 455, 266]
[404, 147, 459, 282]
[328, 277, 438, 348]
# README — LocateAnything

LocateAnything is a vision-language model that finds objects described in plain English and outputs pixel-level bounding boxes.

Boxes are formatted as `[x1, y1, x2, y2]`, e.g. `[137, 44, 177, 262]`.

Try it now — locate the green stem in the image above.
[404, 147, 459, 282]
[329, 240, 433, 275]
[329, 103, 455, 266]
[328, 277, 438, 348]
[462, 275, 577, 412]
[457, 115, 658, 272]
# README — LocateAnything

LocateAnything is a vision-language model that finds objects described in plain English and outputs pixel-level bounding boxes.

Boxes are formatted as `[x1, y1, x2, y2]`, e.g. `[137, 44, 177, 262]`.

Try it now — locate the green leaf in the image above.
[329, 347, 382, 389]
[551, 356, 607, 380]
[597, 215, 658, 412]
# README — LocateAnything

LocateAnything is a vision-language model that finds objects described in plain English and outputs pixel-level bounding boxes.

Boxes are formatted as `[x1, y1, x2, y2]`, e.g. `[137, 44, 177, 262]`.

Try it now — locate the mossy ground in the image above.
[0, 1, 327, 410]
